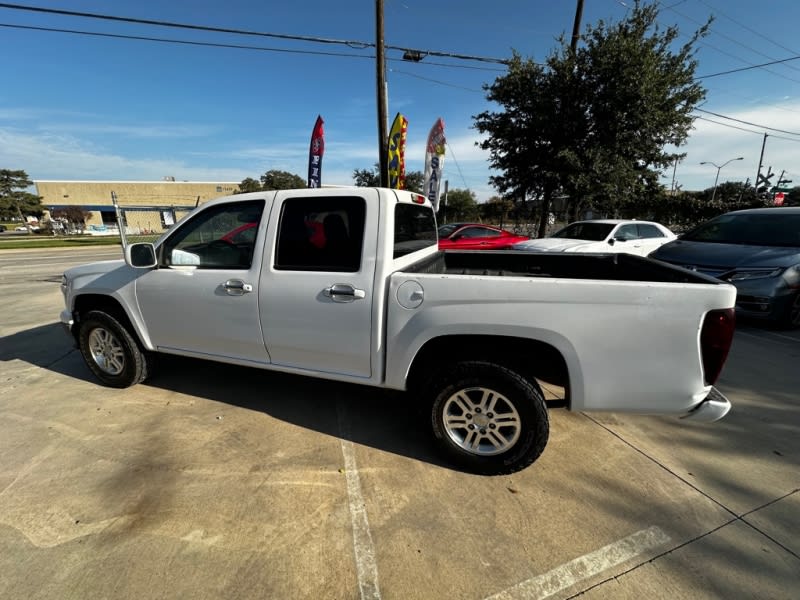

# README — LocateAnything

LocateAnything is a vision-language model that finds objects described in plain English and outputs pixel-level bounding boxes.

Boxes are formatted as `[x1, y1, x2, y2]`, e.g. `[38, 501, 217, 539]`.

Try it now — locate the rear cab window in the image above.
[394, 203, 437, 258]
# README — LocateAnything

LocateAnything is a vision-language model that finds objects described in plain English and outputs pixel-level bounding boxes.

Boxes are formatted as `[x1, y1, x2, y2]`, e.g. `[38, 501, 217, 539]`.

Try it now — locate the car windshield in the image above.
[551, 222, 615, 241]
[682, 213, 800, 247]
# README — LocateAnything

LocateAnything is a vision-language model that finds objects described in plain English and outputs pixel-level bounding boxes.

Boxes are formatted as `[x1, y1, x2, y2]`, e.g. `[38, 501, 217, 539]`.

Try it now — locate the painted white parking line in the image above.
[485, 526, 670, 600]
[338, 404, 381, 600]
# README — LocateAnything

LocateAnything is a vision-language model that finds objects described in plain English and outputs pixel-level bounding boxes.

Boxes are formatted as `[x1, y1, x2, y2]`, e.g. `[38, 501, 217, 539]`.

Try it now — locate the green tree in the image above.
[260, 170, 306, 190]
[353, 163, 424, 193]
[438, 188, 478, 223]
[52, 205, 93, 228]
[474, 1, 708, 237]
[479, 196, 515, 226]
[0, 169, 44, 223]
[236, 177, 262, 194]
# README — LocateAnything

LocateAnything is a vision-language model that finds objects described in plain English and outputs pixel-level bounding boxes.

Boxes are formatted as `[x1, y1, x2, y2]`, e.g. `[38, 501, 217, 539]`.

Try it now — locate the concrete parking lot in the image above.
[1, 247, 798, 599]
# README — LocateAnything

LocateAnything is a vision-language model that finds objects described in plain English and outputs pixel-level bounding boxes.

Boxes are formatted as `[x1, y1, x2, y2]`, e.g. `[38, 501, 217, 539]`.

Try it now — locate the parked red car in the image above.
[438, 223, 529, 250]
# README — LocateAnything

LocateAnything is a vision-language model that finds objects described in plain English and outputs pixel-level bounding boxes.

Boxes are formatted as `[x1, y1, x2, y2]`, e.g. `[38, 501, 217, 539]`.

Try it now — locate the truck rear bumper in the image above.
[681, 387, 731, 422]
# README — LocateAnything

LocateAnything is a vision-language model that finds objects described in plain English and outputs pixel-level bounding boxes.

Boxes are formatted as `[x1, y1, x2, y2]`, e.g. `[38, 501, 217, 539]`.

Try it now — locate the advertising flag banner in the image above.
[423, 118, 446, 211]
[387, 113, 408, 189]
[307, 115, 325, 188]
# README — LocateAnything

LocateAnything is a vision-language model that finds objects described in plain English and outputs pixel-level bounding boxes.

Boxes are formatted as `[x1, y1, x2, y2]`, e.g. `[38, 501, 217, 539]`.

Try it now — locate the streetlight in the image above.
[700, 157, 744, 203]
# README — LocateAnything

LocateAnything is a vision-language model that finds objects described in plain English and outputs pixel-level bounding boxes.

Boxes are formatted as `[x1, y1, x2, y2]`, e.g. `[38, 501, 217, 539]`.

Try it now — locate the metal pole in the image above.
[755, 132, 768, 190]
[570, 0, 585, 53]
[670, 157, 678, 194]
[375, 0, 388, 187]
[112, 191, 128, 249]
[443, 180, 449, 223]
[710, 167, 721, 203]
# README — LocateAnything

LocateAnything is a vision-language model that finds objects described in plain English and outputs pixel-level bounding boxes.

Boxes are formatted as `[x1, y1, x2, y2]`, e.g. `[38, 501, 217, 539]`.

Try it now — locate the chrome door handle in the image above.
[324, 283, 366, 303]
[224, 279, 253, 296]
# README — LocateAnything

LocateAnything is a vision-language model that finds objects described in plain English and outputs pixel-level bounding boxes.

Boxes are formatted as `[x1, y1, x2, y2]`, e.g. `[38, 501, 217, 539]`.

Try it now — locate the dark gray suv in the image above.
[650, 207, 800, 328]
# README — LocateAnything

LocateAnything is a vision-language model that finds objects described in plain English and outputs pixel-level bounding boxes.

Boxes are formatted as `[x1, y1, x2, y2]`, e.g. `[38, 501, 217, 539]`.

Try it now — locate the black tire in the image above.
[78, 310, 152, 388]
[779, 291, 800, 329]
[428, 361, 549, 475]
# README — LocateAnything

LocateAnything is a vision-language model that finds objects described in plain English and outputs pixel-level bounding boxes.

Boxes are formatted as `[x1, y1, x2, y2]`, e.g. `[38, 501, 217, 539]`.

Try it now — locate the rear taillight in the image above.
[700, 308, 735, 385]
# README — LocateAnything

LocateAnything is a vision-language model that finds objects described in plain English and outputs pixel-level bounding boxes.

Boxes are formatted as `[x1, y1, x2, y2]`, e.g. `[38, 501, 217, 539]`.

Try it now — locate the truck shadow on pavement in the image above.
[1, 322, 460, 472]
[146, 353, 458, 472]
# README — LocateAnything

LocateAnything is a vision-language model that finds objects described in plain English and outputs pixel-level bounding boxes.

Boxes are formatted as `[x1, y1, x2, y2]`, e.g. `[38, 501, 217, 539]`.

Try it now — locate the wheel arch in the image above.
[72, 294, 151, 349]
[407, 334, 571, 408]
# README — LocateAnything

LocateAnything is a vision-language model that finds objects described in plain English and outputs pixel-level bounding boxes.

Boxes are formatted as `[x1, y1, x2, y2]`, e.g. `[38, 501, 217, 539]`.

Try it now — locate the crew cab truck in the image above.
[60, 187, 737, 475]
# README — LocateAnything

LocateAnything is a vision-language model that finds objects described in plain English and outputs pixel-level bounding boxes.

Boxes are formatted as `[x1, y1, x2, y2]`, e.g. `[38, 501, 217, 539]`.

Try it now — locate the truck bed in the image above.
[405, 250, 721, 284]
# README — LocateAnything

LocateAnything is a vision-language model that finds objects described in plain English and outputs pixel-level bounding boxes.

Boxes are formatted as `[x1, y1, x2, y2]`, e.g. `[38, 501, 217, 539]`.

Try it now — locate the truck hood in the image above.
[512, 238, 603, 252]
[64, 259, 127, 280]
[650, 240, 800, 274]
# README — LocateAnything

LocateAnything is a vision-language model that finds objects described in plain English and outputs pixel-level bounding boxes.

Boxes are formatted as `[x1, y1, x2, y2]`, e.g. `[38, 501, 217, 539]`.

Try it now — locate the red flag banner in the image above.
[307, 115, 324, 188]
[423, 118, 446, 211]
[387, 113, 408, 189]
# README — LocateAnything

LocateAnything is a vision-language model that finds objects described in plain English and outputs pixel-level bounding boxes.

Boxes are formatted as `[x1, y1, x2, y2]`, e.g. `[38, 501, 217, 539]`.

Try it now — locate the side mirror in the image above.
[125, 243, 157, 268]
[607, 238, 615, 246]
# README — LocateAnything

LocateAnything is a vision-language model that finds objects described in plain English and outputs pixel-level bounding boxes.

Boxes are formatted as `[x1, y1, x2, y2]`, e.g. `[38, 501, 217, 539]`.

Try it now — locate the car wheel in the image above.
[428, 361, 549, 475]
[78, 310, 152, 388]
[780, 291, 800, 329]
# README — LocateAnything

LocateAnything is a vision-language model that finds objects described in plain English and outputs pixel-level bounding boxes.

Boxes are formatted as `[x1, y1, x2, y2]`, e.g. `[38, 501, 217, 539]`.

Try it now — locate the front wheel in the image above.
[78, 310, 152, 388]
[428, 361, 549, 475]
[779, 291, 800, 329]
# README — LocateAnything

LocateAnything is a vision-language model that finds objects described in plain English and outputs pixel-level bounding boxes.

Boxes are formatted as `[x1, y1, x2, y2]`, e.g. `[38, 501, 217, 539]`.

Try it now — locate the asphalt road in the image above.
[1, 247, 798, 600]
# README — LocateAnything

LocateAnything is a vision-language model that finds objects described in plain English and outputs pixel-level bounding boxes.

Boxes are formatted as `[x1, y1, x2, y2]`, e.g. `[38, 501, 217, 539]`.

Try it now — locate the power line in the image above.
[0, 2, 509, 65]
[666, 3, 800, 75]
[389, 69, 483, 93]
[696, 0, 800, 59]
[697, 54, 800, 79]
[0, 22, 376, 60]
[444, 141, 470, 190]
[695, 108, 800, 137]
[694, 116, 800, 143]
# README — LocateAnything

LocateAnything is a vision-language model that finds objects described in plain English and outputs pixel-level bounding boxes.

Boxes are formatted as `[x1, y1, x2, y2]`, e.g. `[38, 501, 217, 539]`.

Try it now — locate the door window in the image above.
[614, 224, 639, 240]
[160, 200, 265, 269]
[636, 224, 666, 238]
[274, 196, 366, 272]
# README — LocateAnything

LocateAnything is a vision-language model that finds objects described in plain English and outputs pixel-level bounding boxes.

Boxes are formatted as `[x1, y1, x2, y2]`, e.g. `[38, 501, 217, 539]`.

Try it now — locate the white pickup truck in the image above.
[60, 187, 737, 474]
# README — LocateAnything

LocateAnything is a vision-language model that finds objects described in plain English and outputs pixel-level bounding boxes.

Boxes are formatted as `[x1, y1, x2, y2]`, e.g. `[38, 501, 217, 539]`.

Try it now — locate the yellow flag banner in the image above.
[387, 113, 408, 189]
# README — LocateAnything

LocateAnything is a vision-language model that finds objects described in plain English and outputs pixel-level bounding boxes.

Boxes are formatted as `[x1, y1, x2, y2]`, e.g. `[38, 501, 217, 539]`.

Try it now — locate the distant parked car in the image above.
[512, 219, 676, 257]
[0, 225, 6, 232]
[15, 225, 29, 231]
[650, 207, 800, 328]
[438, 223, 529, 250]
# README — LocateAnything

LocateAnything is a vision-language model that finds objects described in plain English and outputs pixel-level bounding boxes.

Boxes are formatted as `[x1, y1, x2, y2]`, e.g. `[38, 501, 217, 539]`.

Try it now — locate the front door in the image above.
[135, 197, 272, 365]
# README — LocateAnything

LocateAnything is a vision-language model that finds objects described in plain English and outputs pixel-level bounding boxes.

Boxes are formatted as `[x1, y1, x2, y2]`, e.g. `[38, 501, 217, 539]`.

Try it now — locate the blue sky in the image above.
[3, 0, 800, 201]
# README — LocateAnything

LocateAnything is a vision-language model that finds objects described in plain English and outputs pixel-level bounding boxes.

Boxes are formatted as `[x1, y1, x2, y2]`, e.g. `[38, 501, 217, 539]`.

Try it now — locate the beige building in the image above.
[35, 179, 240, 233]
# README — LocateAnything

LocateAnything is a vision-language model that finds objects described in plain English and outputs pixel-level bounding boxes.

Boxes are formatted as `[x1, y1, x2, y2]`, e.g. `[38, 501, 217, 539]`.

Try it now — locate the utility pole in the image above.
[571, 0, 585, 53]
[375, 0, 389, 187]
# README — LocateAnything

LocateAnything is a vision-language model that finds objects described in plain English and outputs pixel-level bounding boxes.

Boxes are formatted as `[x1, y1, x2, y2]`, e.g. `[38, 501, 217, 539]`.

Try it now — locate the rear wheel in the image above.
[427, 361, 549, 475]
[78, 310, 152, 388]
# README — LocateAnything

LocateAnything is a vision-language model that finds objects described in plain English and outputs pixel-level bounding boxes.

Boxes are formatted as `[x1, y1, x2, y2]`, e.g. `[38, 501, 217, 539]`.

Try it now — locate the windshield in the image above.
[551, 222, 615, 241]
[682, 213, 800, 247]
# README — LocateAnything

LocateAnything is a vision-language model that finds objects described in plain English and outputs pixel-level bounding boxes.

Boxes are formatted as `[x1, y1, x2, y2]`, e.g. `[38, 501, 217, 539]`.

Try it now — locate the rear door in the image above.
[259, 189, 378, 378]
